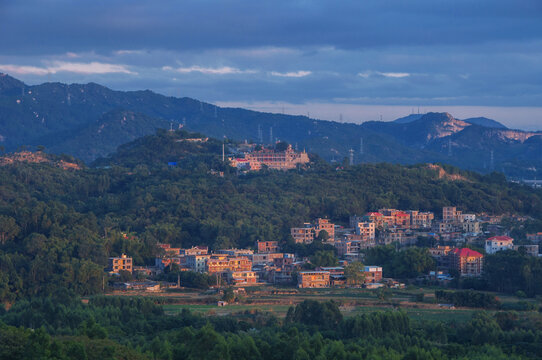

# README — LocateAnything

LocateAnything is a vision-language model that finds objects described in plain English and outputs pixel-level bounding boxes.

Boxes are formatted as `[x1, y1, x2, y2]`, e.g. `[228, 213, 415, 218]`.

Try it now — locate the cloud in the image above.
[0, 61, 136, 75]
[358, 71, 410, 78]
[163, 65, 257, 75]
[270, 70, 312, 78]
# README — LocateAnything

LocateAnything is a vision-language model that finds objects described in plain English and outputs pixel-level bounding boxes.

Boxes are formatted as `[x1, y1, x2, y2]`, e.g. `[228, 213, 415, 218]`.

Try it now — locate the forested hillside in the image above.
[0, 130, 541, 301]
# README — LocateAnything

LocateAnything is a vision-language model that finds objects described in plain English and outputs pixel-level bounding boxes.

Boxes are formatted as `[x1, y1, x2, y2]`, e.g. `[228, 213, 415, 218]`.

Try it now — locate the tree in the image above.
[310, 250, 338, 267]
[344, 262, 365, 286]
[0, 216, 20, 245]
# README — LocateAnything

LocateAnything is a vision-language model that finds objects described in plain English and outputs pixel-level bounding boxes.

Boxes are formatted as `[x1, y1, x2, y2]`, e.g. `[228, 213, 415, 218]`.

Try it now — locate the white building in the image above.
[485, 236, 514, 254]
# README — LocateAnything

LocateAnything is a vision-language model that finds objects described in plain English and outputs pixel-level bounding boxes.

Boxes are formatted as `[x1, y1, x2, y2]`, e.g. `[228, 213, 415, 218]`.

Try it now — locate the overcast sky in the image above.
[1, 0, 541, 130]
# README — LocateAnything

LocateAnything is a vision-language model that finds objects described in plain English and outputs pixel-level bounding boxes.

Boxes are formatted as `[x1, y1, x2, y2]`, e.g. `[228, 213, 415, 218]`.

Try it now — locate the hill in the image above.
[0, 73, 540, 177]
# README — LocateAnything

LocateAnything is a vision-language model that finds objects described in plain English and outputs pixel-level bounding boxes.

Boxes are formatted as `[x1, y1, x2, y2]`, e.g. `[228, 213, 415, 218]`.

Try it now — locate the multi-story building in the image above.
[462, 221, 481, 234]
[216, 249, 254, 257]
[206, 256, 252, 273]
[186, 254, 211, 273]
[485, 236, 514, 254]
[513, 244, 539, 257]
[449, 248, 483, 277]
[364, 266, 383, 284]
[229, 145, 309, 171]
[353, 221, 375, 240]
[249, 253, 285, 265]
[428, 246, 453, 269]
[408, 211, 434, 229]
[180, 246, 208, 256]
[108, 254, 133, 273]
[314, 218, 335, 240]
[443, 206, 462, 223]
[291, 223, 315, 243]
[257, 241, 279, 253]
[298, 271, 330, 288]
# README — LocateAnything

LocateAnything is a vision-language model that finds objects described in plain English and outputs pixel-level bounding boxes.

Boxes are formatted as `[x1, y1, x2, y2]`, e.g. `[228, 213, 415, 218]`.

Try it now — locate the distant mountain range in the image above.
[0, 73, 540, 177]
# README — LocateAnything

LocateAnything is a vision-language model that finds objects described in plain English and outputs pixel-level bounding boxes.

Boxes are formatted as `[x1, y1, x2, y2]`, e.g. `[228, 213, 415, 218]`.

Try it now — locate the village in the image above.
[107, 206, 541, 298]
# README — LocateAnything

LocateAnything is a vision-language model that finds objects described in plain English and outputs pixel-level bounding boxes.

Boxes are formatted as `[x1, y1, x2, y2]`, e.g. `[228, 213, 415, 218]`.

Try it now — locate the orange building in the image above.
[291, 224, 315, 243]
[206, 256, 252, 273]
[364, 266, 383, 284]
[227, 271, 258, 286]
[230, 145, 309, 171]
[314, 218, 335, 240]
[449, 248, 483, 277]
[108, 254, 133, 273]
[257, 241, 279, 253]
[298, 271, 330, 288]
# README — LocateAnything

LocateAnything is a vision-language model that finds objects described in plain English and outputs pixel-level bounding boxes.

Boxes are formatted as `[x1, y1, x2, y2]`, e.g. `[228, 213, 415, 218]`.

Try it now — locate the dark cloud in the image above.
[0, 0, 540, 128]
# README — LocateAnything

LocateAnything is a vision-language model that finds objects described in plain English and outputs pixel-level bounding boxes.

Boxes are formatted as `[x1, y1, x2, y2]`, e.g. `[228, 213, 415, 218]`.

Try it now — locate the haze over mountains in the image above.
[0, 73, 540, 177]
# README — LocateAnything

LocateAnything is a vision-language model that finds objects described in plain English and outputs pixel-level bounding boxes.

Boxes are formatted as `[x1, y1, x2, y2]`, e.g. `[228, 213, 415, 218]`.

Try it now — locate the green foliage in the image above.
[435, 290, 501, 309]
[365, 246, 435, 278]
[310, 250, 338, 267]
[343, 261, 365, 286]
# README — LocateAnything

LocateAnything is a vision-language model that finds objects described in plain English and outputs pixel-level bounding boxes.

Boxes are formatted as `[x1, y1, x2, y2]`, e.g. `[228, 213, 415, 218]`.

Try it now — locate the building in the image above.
[206, 256, 252, 273]
[229, 145, 309, 171]
[257, 241, 279, 253]
[428, 246, 453, 269]
[364, 266, 383, 284]
[463, 221, 481, 234]
[227, 271, 258, 286]
[314, 218, 335, 240]
[108, 254, 133, 273]
[249, 253, 285, 265]
[216, 249, 254, 257]
[449, 248, 483, 277]
[408, 211, 435, 229]
[186, 254, 211, 273]
[353, 222, 375, 240]
[298, 271, 330, 288]
[513, 244, 539, 257]
[291, 223, 315, 243]
[485, 236, 514, 254]
[180, 246, 208, 256]
[443, 206, 462, 223]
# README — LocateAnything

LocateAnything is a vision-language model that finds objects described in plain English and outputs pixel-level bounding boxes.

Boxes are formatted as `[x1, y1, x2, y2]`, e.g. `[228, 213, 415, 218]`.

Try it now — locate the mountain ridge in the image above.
[0, 73, 540, 177]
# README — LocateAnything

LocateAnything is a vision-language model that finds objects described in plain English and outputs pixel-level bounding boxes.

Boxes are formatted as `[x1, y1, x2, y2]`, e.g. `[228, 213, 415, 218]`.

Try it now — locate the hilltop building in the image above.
[229, 144, 309, 171]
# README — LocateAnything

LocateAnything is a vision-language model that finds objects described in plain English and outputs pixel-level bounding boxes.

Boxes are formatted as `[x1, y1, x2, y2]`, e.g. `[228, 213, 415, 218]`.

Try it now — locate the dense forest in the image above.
[2, 295, 542, 359]
[1, 129, 542, 301]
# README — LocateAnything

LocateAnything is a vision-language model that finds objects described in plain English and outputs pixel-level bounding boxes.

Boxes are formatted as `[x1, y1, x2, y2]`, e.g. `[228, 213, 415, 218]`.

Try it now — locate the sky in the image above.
[1, 0, 541, 130]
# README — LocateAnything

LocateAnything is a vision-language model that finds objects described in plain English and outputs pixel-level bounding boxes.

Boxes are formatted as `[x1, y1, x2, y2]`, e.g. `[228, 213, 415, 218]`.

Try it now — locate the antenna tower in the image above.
[269, 127, 273, 144]
[258, 124, 263, 143]
[359, 137, 364, 155]
[349, 149, 354, 166]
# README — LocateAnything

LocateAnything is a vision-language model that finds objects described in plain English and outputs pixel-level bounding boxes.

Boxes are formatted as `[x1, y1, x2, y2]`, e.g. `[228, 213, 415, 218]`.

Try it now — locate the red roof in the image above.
[366, 212, 383, 217]
[451, 248, 483, 258]
[487, 236, 513, 242]
[395, 212, 409, 217]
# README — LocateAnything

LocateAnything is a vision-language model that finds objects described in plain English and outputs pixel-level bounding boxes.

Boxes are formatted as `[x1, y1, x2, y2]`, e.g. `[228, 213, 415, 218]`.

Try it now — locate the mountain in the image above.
[0, 73, 540, 177]
[462, 117, 507, 129]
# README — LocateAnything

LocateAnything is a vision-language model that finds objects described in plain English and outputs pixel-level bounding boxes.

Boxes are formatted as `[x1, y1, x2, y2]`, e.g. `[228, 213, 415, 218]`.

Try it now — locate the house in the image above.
[185, 254, 211, 273]
[257, 240, 279, 253]
[314, 218, 335, 240]
[229, 145, 309, 171]
[463, 221, 481, 234]
[364, 266, 383, 284]
[526, 233, 542, 243]
[353, 221, 375, 240]
[291, 223, 315, 243]
[443, 206, 462, 223]
[227, 271, 258, 286]
[513, 244, 539, 257]
[449, 248, 483, 277]
[297, 271, 330, 288]
[108, 254, 133, 274]
[408, 210, 434, 229]
[206, 256, 252, 273]
[485, 236, 514, 254]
